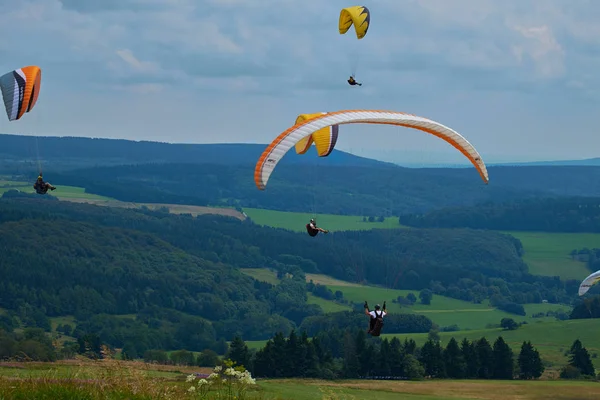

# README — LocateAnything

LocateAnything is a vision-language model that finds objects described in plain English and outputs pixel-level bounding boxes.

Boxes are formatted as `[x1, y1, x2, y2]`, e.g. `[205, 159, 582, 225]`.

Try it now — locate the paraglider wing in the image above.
[293, 112, 339, 157]
[0, 66, 41, 121]
[255, 110, 489, 190]
[339, 6, 370, 39]
[579, 270, 600, 296]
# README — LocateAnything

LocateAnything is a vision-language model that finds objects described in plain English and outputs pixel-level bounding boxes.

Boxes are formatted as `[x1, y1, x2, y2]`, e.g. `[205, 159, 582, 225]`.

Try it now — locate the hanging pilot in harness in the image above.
[306, 218, 329, 237]
[33, 174, 56, 195]
[364, 301, 387, 336]
[347, 75, 362, 86]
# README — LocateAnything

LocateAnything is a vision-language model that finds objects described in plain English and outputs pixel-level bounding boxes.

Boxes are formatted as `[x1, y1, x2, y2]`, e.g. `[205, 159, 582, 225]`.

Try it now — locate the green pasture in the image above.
[386, 318, 600, 366]
[243, 207, 404, 232]
[505, 231, 599, 280]
[0, 179, 111, 201]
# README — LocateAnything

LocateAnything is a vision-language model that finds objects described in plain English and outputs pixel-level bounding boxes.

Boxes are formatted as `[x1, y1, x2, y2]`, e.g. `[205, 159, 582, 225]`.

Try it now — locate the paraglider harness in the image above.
[34, 177, 48, 195]
[365, 301, 386, 337]
[348, 76, 362, 86]
[306, 219, 319, 237]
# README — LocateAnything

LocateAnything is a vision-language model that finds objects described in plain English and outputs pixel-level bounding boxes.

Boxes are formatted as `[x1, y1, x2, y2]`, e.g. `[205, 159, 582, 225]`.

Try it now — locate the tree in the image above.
[227, 336, 251, 369]
[518, 341, 544, 379]
[444, 337, 466, 378]
[492, 337, 514, 379]
[567, 339, 595, 376]
[420, 339, 445, 378]
[427, 328, 440, 343]
[500, 318, 519, 331]
[406, 293, 417, 304]
[461, 338, 478, 378]
[419, 289, 433, 305]
[475, 337, 494, 379]
[197, 349, 220, 367]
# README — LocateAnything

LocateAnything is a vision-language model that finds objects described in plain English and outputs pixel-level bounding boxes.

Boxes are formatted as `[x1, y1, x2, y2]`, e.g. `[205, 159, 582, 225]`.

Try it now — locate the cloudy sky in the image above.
[1, 0, 599, 164]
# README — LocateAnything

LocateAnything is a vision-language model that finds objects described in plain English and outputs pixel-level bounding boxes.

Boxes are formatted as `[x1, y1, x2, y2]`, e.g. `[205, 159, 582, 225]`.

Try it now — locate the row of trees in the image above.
[400, 197, 600, 233]
[224, 329, 546, 380]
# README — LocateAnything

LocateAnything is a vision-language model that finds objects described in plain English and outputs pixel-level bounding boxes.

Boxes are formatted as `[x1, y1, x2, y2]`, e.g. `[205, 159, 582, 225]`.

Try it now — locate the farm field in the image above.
[504, 231, 599, 280]
[243, 207, 403, 232]
[243, 268, 572, 331]
[385, 318, 600, 366]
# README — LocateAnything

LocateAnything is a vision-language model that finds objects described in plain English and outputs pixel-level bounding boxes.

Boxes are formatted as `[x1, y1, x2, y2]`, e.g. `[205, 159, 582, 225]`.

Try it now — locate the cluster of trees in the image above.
[400, 197, 600, 232]
[225, 329, 545, 380]
[571, 295, 600, 319]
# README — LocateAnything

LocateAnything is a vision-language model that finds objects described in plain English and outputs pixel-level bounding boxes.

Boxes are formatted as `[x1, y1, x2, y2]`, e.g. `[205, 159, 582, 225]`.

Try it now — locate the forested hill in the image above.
[0, 197, 574, 305]
[47, 163, 600, 215]
[400, 197, 600, 232]
[0, 134, 389, 170]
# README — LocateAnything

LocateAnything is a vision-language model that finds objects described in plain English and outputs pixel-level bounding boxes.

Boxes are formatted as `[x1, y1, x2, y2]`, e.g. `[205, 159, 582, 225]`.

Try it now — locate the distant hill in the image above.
[0, 134, 391, 173]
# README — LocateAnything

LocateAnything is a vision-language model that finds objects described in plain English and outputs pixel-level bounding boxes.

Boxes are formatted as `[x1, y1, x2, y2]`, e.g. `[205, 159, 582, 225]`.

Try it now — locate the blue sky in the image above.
[1, 0, 599, 164]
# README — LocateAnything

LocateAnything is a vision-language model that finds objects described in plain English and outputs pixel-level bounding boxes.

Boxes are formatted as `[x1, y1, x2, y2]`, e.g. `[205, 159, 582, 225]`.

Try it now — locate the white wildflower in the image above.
[224, 367, 236, 376]
[187, 386, 196, 393]
[186, 374, 196, 383]
[208, 373, 219, 380]
[214, 365, 222, 372]
[198, 378, 208, 386]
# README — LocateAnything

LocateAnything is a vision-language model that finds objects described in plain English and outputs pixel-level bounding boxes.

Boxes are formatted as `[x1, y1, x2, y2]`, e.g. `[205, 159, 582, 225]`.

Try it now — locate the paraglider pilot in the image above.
[348, 76, 362, 86]
[306, 218, 329, 237]
[364, 301, 386, 336]
[33, 174, 56, 195]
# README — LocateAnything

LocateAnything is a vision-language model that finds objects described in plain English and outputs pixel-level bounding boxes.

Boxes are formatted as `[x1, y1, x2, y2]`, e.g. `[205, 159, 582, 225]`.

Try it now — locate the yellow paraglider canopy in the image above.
[294, 113, 339, 157]
[339, 6, 370, 39]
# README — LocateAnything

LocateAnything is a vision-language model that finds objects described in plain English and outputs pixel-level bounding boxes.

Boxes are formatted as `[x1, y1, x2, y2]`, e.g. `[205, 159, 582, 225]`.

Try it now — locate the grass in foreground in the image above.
[243, 207, 404, 232]
[2, 361, 600, 400]
[260, 379, 600, 400]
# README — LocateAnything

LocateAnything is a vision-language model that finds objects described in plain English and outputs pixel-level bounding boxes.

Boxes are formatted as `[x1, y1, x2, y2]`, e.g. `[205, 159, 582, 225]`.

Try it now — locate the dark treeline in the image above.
[401, 197, 600, 232]
[48, 163, 517, 216]
[229, 329, 548, 380]
[0, 197, 577, 307]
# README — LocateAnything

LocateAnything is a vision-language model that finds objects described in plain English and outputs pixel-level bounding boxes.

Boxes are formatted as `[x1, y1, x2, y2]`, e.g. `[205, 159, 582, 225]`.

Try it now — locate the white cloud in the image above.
[0, 0, 599, 162]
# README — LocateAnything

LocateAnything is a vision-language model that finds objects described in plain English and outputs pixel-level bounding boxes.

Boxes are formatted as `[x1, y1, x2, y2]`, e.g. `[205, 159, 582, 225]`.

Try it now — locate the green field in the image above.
[2, 361, 600, 400]
[307, 293, 352, 313]
[505, 231, 598, 280]
[243, 207, 403, 232]
[0, 179, 112, 201]
[385, 318, 600, 366]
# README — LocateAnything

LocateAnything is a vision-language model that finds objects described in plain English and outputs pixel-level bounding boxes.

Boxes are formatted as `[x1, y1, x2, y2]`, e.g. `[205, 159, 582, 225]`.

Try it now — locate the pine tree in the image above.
[420, 339, 446, 378]
[227, 336, 251, 369]
[492, 337, 514, 379]
[342, 331, 360, 378]
[568, 339, 595, 376]
[518, 341, 544, 379]
[444, 337, 466, 378]
[461, 338, 479, 378]
[475, 337, 494, 379]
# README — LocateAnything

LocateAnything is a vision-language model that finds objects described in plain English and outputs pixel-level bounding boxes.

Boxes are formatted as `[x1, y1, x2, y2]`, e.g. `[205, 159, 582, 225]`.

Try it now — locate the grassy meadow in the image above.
[385, 318, 600, 366]
[243, 207, 403, 232]
[1, 360, 599, 399]
[504, 231, 598, 280]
